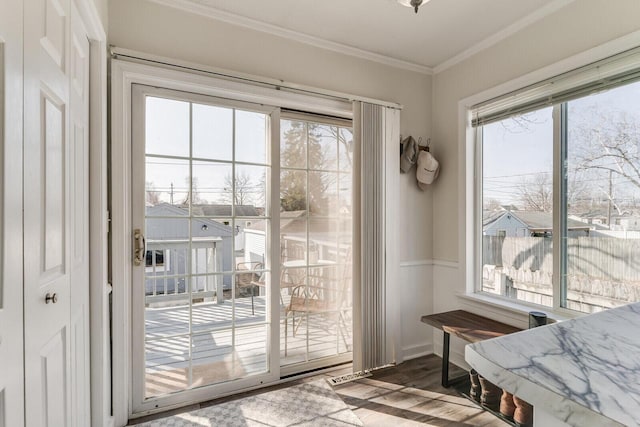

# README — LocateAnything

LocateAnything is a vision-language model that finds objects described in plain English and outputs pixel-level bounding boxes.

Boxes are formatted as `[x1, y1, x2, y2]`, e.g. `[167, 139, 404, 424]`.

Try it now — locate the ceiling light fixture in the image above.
[397, 0, 428, 14]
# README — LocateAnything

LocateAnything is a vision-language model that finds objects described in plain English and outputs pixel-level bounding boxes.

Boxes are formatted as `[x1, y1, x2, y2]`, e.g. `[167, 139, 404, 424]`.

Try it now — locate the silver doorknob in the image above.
[45, 292, 58, 304]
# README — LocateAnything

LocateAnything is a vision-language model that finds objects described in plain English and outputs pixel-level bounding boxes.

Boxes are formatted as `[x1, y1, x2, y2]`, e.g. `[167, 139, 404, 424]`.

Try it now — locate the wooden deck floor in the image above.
[132, 354, 510, 426]
[144, 295, 352, 397]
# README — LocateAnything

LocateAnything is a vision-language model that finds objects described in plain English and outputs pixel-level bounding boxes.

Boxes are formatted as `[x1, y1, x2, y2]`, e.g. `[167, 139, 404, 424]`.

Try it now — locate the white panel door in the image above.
[23, 0, 91, 425]
[0, 1, 24, 427]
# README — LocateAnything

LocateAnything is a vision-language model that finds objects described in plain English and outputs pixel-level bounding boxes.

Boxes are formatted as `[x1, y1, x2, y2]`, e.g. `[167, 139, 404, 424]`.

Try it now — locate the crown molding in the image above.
[148, 0, 433, 75]
[433, 0, 576, 74]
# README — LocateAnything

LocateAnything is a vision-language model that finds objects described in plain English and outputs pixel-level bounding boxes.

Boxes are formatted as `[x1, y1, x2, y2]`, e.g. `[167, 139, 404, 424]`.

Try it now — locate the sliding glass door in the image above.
[130, 86, 354, 412]
[131, 85, 279, 412]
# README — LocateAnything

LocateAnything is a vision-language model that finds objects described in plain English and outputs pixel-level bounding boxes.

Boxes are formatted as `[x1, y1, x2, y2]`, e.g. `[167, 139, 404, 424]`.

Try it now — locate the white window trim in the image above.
[457, 30, 640, 322]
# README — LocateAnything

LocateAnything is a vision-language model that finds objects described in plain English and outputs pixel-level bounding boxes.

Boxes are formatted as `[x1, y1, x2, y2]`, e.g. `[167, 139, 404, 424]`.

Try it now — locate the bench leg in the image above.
[442, 331, 451, 387]
[441, 331, 467, 388]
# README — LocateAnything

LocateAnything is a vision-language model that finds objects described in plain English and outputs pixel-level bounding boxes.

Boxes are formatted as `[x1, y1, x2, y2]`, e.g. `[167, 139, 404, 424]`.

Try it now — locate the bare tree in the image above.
[321, 126, 353, 169]
[181, 176, 203, 206]
[222, 171, 256, 206]
[572, 109, 640, 192]
[570, 108, 640, 218]
[145, 181, 162, 206]
[518, 173, 552, 212]
[484, 198, 503, 211]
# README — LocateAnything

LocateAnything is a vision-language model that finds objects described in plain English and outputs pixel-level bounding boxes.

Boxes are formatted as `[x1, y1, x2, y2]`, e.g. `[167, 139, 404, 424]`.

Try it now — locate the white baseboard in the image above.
[401, 343, 434, 361]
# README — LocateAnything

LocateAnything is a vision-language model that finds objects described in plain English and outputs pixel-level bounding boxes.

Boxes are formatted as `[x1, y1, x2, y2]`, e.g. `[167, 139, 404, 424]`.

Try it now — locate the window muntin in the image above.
[477, 80, 640, 313]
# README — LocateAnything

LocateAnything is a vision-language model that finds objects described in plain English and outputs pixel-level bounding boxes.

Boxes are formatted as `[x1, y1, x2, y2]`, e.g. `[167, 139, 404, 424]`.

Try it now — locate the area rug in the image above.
[132, 380, 363, 426]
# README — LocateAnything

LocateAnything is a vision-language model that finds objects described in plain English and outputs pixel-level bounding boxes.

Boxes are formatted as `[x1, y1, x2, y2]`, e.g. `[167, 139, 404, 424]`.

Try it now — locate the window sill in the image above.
[456, 292, 583, 327]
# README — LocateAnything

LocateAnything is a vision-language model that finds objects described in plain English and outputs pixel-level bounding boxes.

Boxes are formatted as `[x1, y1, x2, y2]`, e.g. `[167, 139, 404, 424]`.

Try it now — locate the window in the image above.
[145, 249, 169, 273]
[475, 55, 640, 314]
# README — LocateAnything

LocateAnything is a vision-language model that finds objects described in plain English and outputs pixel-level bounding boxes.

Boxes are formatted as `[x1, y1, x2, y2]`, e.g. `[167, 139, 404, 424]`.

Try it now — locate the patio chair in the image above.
[283, 257, 351, 357]
[236, 262, 263, 315]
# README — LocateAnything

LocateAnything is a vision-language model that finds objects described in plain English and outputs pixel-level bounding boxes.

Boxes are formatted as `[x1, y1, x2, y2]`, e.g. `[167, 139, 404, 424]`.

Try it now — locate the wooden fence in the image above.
[484, 236, 640, 283]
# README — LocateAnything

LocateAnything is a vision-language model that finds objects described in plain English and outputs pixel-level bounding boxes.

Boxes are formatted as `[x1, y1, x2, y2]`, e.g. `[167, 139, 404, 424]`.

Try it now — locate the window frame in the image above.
[460, 44, 640, 319]
[469, 105, 578, 317]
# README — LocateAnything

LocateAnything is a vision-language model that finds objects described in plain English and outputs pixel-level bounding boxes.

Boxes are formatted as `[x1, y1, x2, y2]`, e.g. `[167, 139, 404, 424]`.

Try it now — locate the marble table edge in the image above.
[465, 344, 626, 427]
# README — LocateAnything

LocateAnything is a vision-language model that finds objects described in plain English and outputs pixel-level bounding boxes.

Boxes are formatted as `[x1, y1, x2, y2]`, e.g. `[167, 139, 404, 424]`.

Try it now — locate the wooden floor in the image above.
[131, 354, 510, 426]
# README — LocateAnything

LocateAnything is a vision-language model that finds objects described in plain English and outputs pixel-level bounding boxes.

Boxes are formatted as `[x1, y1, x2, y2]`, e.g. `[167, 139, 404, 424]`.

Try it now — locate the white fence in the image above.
[483, 236, 640, 312]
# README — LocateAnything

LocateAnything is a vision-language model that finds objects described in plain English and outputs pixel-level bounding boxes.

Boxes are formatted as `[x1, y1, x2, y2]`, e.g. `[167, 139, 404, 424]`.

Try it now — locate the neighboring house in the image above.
[244, 210, 351, 265]
[145, 203, 235, 296]
[192, 204, 259, 251]
[244, 210, 307, 265]
[484, 210, 592, 237]
[615, 215, 640, 231]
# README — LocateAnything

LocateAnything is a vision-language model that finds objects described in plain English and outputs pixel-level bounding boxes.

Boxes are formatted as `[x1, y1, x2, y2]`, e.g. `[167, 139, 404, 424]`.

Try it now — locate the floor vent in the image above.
[327, 371, 371, 386]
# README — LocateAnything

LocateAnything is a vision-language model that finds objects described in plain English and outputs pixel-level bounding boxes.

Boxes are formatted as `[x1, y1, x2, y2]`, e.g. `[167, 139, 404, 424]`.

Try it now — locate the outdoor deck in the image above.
[144, 295, 352, 397]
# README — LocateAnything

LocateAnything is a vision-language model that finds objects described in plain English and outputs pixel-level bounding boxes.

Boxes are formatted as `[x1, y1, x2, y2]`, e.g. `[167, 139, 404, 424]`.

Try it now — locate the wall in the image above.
[91, 0, 107, 31]
[431, 0, 640, 368]
[108, 0, 434, 360]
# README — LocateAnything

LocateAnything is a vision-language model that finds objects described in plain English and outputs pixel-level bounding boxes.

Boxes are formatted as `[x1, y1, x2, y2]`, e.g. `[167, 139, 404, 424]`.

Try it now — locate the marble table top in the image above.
[466, 303, 640, 427]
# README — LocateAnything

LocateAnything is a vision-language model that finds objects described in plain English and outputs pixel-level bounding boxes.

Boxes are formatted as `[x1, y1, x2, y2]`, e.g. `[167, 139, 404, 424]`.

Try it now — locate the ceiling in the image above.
[162, 0, 573, 73]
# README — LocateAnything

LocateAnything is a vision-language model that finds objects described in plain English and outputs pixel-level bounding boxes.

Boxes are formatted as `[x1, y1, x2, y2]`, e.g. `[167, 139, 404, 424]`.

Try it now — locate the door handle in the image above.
[45, 292, 58, 304]
[133, 228, 146, 266]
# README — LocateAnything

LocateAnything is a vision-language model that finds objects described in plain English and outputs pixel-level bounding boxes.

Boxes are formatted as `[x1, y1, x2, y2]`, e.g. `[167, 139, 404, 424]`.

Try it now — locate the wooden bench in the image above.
[421, 310, 521, 387]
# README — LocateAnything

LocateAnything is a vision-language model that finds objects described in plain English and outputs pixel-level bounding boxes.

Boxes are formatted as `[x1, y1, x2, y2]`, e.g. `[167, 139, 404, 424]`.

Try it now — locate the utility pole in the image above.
[170, 182, 174, 205]
[607, 170, 613, 228]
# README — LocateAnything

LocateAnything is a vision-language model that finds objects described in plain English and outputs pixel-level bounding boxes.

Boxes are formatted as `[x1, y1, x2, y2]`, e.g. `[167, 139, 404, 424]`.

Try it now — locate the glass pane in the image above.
[190, 218, 234, 273]
[309, 218, 337, 261]
[307, 124, 326, 170]
[281, 170, 307, 212]
[309, 171, 338, 217]
[190, 331, 236, 386]
[235, 325, 268, 377]
[316, 125, 338, 171]
[241, 219, 268, 267]
[145, 97, 189, 158]
[236, 110, 267, 165]
[144, 247, 189, 296]
[235, 165, 266, 214]
[281, 266, 306, 290]
[191, 274, 233, 332]
[281, 218, 306, 263]
[191, 218, 237, 274]
[191, 161, 232, 209]
[565, 81, 640, 313]
[145, 335, 189, 397]
[481, 107, 553, 307]
[192, 103, 232, 161]
[338, 127, 354, 172]
[279, 117, 353, 370]
[145, 157, 189, 210]
[235, 268, 267, 319]
[146, 217, 189, 243]
[281, 120, 306, 168]
[339, 172, 352, 217]
[144, 283, 190, 338]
